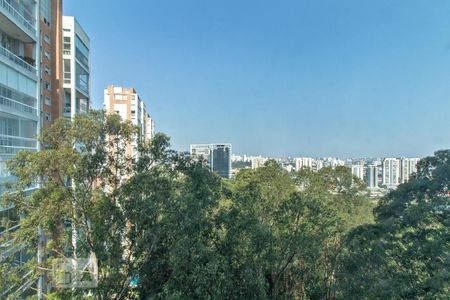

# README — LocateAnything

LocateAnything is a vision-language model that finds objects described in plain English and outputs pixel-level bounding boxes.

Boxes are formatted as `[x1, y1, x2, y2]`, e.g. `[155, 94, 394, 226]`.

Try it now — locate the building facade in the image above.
[351, 164, 365, 181]
[295, 157, 314, 171]
[382, 158, 401, 188]
[0, 0, 40, 296]
[103, 85, 154, 157]
[62, 16, 89, 118]
[190, 144, 232, 179]
[400, 157, 419, 184]
[367, 164, 379, 189]
[251, 156, 267, 169]
[40, 0, 63, 126]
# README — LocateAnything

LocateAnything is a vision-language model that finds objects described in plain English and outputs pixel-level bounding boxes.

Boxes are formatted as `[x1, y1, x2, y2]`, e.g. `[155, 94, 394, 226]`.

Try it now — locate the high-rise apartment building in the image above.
[0, 3, 91, 297]
[351, 164, 365, 181]
[367, 164, 379, 188]
[0, 0, 40, 192]
[104, 85, 154, 157]
[190, 144, 232, 179]
[295, 157, 314, 171]
[0, 0, 41, 296]
[382, 158, 401, 188]
[62, 16, 89, 118]
[251, 156, 268, 169]
[400, 157, 419, 183]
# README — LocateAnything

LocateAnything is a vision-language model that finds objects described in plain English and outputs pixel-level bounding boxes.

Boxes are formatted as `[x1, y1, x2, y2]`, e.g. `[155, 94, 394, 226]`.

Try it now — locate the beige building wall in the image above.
[104, 85, 153, 157]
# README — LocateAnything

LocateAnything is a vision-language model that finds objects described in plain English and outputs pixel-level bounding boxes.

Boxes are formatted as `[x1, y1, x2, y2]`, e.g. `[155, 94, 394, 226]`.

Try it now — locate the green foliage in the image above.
[4, 111, 445, 299]
[337, 150, 450, 299]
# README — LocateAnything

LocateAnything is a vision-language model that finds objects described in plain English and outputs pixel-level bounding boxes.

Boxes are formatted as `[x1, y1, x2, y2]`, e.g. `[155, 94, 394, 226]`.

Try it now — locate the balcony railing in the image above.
[0, 45, 36, 74]
[0, 95, 37, 115]
[0, 0, 36, 35]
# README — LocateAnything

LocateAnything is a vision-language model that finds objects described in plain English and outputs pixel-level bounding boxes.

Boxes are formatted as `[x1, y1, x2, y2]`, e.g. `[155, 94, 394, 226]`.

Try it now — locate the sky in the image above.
[64, 0, 450, 158]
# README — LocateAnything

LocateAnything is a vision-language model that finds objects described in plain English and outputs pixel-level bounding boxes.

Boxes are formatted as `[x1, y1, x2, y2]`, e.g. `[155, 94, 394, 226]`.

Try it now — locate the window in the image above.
[63, 37, 71, 55]
[45, 112, 52, 122]
[63, 59, 71, 84]
[44, 65, 51, 75]
[44, 50, 51, 61]
[44, 82, 51, 91]
[44, 34, 51, 44]
[40, 0, 52, 25]
[75, 36, 89, 68]
[45, 96, 51, 106]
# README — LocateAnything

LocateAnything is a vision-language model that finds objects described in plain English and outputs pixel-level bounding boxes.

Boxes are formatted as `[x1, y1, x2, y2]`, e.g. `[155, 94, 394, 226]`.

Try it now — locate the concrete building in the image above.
[400, 158, 419, 183]
[351, 164, 365, 181]
[295, 157, 314, 171]
[367, 164, 379, 188]
[251, 156, 267, 169]
[382, 158, 401, 188]
[190, 144, 232, 178]
[103, 85, 154, 157]
[62, 16, 89, 118]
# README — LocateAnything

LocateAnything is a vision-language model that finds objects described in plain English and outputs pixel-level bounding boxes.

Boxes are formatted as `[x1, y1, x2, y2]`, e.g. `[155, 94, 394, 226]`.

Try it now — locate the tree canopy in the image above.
[0, 112, 447, 299]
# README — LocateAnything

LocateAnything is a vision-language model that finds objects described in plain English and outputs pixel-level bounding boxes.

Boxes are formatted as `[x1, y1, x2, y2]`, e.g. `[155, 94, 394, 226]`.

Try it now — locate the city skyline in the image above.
[64, 0, 450, 157]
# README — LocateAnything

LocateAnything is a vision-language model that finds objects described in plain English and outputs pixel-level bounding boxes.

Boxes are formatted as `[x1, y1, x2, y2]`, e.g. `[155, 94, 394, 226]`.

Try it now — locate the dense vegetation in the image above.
[1, 112, 448, 299]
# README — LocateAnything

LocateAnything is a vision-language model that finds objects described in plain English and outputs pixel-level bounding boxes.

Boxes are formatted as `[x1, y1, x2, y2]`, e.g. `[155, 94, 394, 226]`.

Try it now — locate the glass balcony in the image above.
[0, 0, 36, 35]
[0, 44, 36, 74]
[0, 95, 37, 116]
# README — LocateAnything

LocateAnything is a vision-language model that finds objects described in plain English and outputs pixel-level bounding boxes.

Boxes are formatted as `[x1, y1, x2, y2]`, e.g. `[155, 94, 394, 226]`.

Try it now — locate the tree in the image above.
[1, 112, 182, 299]
[215, 162, 374, 299]
[337, 150, 450, 299]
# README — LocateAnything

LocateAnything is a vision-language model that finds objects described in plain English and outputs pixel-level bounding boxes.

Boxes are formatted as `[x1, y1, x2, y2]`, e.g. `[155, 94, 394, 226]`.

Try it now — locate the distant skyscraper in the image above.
[190, 144, 232, 178]
[351, 164, 365, 181]
[382, 158, 401, 188]
[400, 158, 419, 183]
[367, 165, 379, 188]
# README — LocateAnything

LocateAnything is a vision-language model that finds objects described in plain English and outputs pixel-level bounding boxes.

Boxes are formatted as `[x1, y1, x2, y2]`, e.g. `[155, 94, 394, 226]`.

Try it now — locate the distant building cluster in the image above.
[190, 144, 232, 179]
[231, 154, 421, 194]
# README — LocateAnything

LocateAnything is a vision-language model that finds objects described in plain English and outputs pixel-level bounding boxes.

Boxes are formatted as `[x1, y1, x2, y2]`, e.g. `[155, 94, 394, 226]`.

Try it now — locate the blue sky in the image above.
[64, 0, 450, 157]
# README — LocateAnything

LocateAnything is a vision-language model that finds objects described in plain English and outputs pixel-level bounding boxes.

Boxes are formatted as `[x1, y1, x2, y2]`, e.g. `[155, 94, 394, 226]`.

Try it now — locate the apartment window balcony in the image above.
[0, 95, 36, 115]
[0, 0, 36, 35]
[0, 44, 36, 74]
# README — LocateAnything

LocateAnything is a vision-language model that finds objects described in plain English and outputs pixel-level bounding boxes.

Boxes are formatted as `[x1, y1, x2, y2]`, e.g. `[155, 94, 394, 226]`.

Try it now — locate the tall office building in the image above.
[367, 164, 379, 188]
[400, 157, 419, 184]
[382, 158, 401, 188]
[190, 144, 232, 179]
[104, 85, 154, 157]
[62, 16, 89, 118]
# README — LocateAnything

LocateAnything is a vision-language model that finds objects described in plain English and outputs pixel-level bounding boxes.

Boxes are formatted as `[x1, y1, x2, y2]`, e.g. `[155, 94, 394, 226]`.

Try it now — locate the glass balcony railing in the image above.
[0, 95, 37, 115]
[0, 45, 36, 74]
[0, 0, 36, 35]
